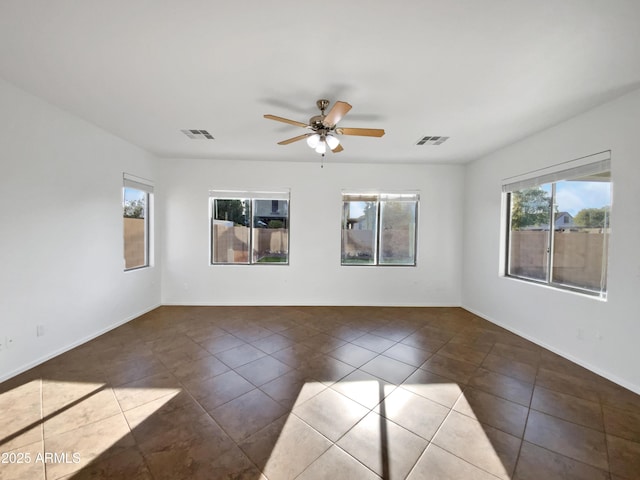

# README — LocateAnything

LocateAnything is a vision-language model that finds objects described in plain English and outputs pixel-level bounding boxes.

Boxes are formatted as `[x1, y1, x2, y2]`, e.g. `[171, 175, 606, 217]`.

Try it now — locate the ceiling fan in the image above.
[264, 99, 385, 155]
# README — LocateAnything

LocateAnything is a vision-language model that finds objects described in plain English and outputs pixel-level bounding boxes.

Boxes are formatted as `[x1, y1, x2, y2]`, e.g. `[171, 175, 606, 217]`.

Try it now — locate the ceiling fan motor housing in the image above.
[311, 99, 332, 131]
[309, 115, 328, 131]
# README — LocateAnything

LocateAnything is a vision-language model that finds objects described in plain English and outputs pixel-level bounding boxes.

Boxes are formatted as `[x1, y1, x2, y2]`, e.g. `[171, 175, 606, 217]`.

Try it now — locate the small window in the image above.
[503, 153, 611, 297]
[341, 192, 419, 266]
[210, 190, 290, 264]
[123, 174, 153, 270]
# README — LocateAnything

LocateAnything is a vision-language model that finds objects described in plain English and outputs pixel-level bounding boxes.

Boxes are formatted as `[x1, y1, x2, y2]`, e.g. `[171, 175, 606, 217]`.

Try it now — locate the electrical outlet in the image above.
[37, 325, 45, 337]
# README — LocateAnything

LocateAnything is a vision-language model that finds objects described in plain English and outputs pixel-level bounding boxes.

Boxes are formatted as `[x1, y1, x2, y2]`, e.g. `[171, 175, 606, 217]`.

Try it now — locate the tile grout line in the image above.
[599, 396, 613, 478]
[288, 405, 380, 480]
[416, 380, 456, 444]
[414, 387, 506, 480]
[180, 368, 268, 477]
[110, 382, 157, 480]
[528, 355, 614, 474]
[517, 438, 613, 477]
[39, 376, 46, 480]
[510, 344, 543, 478]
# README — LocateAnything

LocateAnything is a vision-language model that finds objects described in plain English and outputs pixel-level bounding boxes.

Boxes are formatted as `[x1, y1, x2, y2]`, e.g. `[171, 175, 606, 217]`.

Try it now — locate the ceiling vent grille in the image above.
[416, 136, 449, 146]
[182, 129, 214, 140]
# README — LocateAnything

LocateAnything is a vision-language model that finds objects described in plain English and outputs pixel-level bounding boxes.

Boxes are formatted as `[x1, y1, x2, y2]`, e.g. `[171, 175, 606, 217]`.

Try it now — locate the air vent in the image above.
[181, 129, 214, 140]
[416, 136, 449, 146]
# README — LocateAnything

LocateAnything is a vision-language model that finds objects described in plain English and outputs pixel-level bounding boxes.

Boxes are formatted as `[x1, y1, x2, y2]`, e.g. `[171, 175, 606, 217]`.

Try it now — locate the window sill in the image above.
[502, 274, 607, 301]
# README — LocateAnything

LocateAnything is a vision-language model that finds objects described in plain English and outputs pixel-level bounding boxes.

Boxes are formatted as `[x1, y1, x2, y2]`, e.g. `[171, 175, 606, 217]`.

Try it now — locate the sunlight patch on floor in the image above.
[266, 379, 514, 480]
[261, 412, 333, 479]
[1, 379, 182, 479]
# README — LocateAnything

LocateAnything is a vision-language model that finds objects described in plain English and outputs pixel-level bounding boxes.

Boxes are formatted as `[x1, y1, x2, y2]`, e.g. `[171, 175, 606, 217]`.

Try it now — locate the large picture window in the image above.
[210, 190, 290, 264]
[341, 192, 418, 266]
[503, 153, 611, 298]
[123, 173, 153, 270]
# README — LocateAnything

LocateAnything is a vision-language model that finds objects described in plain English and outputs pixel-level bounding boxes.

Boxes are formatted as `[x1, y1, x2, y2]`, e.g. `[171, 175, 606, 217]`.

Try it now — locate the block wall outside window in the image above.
[341, 192, 419, 266]
[210, 190, 290, 265]
[503, 152, 611, 298]
[123, 173, 153, 270]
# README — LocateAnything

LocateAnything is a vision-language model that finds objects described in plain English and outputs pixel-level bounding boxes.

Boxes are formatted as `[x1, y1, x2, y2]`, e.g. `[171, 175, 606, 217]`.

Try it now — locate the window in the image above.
[123, 173, 153, 270]
[341, 192, 419, 266]
[503, 152, 611, 298]
[210, 190, 290, 264]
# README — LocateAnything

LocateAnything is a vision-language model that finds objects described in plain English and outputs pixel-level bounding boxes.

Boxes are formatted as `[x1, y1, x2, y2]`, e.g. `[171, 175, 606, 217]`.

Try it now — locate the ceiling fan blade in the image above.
[322, 101, 352, 127]
[332, 144, 344, 153]
[338, 127, 385, 137]
[264, 114, 309, 129]
[277, 133, 311, 145]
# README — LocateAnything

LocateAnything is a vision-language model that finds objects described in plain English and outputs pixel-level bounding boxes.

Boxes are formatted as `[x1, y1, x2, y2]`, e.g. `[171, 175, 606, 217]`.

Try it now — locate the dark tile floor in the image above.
[1, 306, 639, 479]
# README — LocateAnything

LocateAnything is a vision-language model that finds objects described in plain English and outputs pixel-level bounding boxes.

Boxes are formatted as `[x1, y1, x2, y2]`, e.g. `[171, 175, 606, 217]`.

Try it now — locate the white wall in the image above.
[462, 88, 640, 393]
[159, 159, 464, 306]
[0, 78, 161, 382]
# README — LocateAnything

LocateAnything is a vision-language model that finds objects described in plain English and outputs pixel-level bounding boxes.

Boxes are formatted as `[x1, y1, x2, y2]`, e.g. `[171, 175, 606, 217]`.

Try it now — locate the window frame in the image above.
[209, 189, 290, 265]
[502, 152, 611, 298]
[123, 173, 153, 271]
[341, 191, 419, 267]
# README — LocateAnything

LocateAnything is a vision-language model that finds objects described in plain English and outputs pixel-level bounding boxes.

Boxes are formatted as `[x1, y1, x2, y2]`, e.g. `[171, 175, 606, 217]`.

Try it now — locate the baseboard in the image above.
[461, 304, 640, 396]
[0, 303, 161, 384]
[159, 301, 463, 307]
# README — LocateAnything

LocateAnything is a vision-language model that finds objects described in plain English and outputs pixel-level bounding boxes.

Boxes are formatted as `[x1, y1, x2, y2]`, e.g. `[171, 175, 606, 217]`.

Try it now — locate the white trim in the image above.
[159, 301, 462, 307]
[0, 303, 161, 383]
[501, 273, 607, 301]
[461, 304, 639, 395]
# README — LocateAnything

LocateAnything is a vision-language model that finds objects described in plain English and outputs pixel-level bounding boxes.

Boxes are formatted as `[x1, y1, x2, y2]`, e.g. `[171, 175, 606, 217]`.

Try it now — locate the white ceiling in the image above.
[1, 1, 639, 164]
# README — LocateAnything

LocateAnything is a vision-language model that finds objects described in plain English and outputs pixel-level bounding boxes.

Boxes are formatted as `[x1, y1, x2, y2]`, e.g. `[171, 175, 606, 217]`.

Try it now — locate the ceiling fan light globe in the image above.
[306, 134, 320, 148]
[325, 135, 340, 149]
[315, 142, 327, 154]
